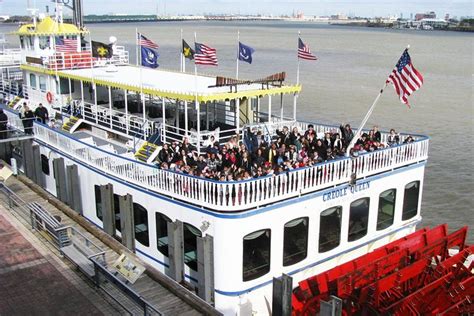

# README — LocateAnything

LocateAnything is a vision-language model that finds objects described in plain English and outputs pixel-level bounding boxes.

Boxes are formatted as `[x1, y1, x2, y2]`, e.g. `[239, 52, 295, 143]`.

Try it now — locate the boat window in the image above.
[319, 206, 342, 252]
[133, 203, 149, 247]
[94, 185, 102, 221]
[29, 73, 37, 89]
[156, 213, 171, 256]
[27, 36, 34, 47]
[402, 181, 420, 220]
[39, 76, 47, 91]
[183, 223, 202, 271]
[114, 194, 121, 232]
[283, 217, 308, 266]
[40, 154, 49, 175]
[39, 36, 50, 50]
[377, 189, 396, 230]
[348, 198, 370, 242]
[243, 229, 271, 281]
[58, 78, 74, 95]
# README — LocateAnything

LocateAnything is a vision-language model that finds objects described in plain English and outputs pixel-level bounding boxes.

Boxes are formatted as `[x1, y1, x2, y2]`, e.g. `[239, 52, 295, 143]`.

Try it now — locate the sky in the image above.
[0, 0, 472, 18]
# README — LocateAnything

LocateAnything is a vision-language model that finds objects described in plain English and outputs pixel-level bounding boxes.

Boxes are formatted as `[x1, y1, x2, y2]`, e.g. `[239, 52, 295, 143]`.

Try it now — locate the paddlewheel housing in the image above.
[292, 224, 473, 315]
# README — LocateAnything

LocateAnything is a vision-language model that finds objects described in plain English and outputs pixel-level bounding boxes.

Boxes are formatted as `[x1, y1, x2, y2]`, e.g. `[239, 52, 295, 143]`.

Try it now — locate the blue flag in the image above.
[141, 46, 159, 68]
[238, 42, 255, 64]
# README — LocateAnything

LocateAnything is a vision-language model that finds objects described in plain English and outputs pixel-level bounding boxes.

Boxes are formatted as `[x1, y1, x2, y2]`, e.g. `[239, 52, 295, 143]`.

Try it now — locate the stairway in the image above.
[8, 96, 22, 109]
[62, 116, 82, 133]
[134, 142, 159, 163]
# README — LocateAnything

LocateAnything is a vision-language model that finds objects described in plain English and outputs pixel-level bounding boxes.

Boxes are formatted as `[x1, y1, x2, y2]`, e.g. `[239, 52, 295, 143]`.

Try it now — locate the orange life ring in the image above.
[46, 91, 53, 104]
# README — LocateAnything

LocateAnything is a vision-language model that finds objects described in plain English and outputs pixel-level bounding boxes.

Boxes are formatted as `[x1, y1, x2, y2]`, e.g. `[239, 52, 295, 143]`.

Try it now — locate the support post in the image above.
[31, 144, 43, 187]
[235, 99, 240, 135]
[124, 89, 129, 135]
[80, 80, 84, 108]
[196, 101, 201, 154]
[108, 86, 113, 129]
[162, 97, 166, 143]
[100, 184, 115, 236]
[167, 220, 184, 283]
[119, 194, 135, 252]
[320, 296, 343, 316]
[272, 274, 292, 316]
[184, 101, 188, 136]
[197, 235, 214, 304]
[94, 84, 98, 124]
[280, 93, 284, 121]
[66, 164, 82, 214]
[268, 95, 272, 123]
[53, 158, 67, 203]
[22, 139, 35, 180]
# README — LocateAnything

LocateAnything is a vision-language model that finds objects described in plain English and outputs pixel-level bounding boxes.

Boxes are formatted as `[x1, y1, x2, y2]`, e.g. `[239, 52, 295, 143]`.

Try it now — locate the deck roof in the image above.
[22, 63, 301, 103]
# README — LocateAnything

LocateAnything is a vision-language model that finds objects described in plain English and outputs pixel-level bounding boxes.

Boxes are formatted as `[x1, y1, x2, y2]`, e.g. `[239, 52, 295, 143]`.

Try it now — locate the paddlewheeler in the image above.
[0, 3, 472, 316]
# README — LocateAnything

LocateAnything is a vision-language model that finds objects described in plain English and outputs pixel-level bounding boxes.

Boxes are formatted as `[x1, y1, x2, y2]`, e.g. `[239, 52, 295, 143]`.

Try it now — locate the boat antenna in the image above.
[26, 0, 39, 27]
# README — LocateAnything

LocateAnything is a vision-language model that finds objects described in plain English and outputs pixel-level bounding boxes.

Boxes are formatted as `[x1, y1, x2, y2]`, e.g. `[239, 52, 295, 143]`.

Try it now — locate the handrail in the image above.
[2, 106, 429, 212]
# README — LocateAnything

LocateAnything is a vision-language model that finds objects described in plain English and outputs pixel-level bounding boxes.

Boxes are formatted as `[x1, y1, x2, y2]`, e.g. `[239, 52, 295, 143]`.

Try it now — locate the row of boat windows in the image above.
[92, 181, 419, 281]
[243, 181, 420, 282]
[29, 73, 74, 94]
[93, 186, 202, 271]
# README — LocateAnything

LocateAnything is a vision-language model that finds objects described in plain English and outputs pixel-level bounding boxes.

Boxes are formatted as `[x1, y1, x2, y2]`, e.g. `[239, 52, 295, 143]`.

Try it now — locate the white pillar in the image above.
[94, 83, 98, 124]
[142, 93, 146, 122]
[280, 93, 284, 121]
[68, 78, 72, 101]
[268, 95, 272, 123]
[196, 100, 201, 154]
[293, 93, 298, 121]
[80, 80, 84, 104]
[108, 86, 113, 129]
[175, 100, 180, 131]
[124, 89, 129, 135]
[235, 98, 240, 135]
[162, 97, 166, 143]
[184, 100, 188, 136]
[206, 101, 209, 131]
[80, 80, 84, 117]
[257, 97, 261, 122]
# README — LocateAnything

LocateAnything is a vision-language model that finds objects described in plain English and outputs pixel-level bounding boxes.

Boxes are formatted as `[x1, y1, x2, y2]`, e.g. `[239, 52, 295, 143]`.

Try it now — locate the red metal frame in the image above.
[292, 225, 472, 316]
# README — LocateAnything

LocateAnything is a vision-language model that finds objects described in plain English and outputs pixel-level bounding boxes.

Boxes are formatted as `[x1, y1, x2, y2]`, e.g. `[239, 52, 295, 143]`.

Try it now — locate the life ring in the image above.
[46, 91, 53, 104]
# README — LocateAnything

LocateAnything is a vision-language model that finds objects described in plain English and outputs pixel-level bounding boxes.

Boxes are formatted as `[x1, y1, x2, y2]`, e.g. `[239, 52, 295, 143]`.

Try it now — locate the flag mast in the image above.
[180, 28, 184, 72]
[135, 28, 139, 66]
[236, 30, 240, 79]
[346, 45, 411, 156]
[296, 30, 301, 85]
[137, 30, 146, 123]
[193, 31, 201, 154]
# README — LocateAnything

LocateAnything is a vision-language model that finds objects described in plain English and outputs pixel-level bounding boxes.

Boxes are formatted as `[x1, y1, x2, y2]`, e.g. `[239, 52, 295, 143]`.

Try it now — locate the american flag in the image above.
[298, 38, 317, 61]
[194, 42, 218, 66]
[55, 36, 78, 53]
[138, 33, 159, 49]
[386, 49, 423, 106]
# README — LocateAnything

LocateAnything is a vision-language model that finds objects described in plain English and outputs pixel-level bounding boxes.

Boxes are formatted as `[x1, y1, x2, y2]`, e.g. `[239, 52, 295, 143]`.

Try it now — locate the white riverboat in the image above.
[0, 13, 431, 316]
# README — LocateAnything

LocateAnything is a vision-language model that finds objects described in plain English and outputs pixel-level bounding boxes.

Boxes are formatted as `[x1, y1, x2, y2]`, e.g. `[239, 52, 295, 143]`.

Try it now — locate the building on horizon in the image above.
[415, 11, 436, 21]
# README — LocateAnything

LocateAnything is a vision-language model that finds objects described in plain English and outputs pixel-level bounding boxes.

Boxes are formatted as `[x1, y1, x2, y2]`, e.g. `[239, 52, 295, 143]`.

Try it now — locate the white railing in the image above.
[29, 117, 429, 212]
[0, 49, 22, 67]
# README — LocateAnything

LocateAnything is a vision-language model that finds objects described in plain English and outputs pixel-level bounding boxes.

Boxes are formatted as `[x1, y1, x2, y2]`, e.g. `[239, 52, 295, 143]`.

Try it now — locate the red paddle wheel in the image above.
[292, 224, 473, 315]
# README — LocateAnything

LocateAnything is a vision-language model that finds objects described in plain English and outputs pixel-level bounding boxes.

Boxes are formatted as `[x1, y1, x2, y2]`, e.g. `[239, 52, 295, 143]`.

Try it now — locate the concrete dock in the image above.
[0, 174, 213, 315]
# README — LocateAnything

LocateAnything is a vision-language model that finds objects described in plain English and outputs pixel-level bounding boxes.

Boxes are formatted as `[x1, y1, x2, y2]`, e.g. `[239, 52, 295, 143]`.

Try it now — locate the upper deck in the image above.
[3, 108, 429, 212]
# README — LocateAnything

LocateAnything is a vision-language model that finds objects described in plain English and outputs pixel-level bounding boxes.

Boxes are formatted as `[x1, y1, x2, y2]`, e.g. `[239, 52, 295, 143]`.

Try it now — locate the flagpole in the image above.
[236, 30, 240, 79]
[345, 84, 387, 156]
[346, 45, 411, 156]
[180, 28, 184, 72]
[193, 32, 200, 154]
[296, 31, 301, 85]
[136, 28, 139, 66]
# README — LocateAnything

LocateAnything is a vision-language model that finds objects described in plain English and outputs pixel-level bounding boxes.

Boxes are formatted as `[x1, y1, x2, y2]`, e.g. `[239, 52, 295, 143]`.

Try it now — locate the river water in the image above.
[2, 21, 473, 241]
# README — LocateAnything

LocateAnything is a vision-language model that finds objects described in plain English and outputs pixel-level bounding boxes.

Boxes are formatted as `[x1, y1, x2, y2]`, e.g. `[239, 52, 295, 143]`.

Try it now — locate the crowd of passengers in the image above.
[156, 124, 415, 180]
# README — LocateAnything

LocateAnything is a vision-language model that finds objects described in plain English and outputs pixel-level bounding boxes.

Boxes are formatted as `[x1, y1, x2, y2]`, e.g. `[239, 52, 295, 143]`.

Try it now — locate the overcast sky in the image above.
[1, 0, 472, 18]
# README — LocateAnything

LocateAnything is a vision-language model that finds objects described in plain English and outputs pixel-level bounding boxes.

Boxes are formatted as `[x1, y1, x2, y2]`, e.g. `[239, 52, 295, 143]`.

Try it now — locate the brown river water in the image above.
[2, 21, 473, 242]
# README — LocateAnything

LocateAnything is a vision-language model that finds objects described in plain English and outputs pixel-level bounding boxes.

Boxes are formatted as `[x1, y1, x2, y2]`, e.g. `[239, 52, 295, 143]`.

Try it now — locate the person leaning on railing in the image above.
[19, 103, 34, 135]
[34, 103, 49, 124]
